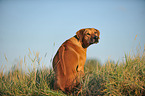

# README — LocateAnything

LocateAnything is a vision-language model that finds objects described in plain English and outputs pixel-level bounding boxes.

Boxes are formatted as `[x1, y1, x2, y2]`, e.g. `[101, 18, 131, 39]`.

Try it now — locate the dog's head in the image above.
[76, 28, 100, 48]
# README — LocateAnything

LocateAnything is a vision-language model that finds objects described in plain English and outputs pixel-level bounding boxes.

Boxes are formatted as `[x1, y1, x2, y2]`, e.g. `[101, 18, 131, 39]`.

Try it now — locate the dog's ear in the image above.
[76, 29, 85, 42]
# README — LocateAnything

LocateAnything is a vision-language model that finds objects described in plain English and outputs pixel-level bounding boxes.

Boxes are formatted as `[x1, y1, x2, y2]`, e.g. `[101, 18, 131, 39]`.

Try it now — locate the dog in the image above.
[52, 28, 100, 93]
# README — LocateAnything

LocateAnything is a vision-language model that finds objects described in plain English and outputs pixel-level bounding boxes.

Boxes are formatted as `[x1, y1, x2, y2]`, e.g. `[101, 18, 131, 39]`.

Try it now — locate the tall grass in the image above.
[0, 49, 145, 95]
[0, 50, 65, 96]
[82, 51, 145, 96]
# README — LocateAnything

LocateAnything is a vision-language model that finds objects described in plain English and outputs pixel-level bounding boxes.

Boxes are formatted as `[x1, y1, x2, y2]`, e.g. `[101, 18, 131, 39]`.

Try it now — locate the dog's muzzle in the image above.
[90, 36, 99, 44]
[94, 36, 99, 43]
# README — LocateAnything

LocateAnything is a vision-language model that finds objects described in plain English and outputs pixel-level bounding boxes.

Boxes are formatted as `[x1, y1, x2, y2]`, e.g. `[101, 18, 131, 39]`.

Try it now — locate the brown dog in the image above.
[53, 28, 100, 93]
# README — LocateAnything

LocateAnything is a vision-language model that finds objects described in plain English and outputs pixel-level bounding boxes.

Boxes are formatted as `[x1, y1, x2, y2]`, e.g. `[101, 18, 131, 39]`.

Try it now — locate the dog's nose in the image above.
[94, 36, 98, 39]
[93, 36, 99, 43]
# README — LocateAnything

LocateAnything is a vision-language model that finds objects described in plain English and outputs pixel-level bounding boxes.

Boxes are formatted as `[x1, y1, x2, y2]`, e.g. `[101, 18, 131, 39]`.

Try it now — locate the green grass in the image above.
[0, 49, 145, 95]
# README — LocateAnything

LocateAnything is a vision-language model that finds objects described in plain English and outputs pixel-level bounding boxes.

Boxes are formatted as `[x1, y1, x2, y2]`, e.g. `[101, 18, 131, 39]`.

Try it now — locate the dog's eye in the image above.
[87, 33, 90, 35]
[94, 32, 97, 34]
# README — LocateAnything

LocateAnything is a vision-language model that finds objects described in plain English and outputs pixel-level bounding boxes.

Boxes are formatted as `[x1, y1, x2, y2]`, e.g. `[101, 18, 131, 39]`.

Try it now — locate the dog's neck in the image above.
[74, 35, 88, 49]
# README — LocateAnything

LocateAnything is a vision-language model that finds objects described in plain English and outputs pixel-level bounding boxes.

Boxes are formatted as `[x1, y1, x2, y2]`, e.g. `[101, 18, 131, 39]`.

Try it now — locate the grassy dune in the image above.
[0, 50, 145, 95]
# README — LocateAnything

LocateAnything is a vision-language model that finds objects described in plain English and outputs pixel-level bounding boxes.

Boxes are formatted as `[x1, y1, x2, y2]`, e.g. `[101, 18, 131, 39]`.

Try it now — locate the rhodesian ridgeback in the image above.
[53, 28, 100, 93]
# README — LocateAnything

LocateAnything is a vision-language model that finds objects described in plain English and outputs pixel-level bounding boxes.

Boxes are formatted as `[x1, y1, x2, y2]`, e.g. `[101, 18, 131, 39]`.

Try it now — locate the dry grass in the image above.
[0, 49, 145, 95]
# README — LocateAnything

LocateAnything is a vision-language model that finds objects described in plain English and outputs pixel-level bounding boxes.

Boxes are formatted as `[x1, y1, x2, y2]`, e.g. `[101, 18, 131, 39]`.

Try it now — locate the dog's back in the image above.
[53, 36, 86, 92]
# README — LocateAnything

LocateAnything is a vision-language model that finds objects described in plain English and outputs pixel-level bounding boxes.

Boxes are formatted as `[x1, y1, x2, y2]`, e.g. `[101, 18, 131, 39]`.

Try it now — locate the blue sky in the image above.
[0, 0, 145, 69]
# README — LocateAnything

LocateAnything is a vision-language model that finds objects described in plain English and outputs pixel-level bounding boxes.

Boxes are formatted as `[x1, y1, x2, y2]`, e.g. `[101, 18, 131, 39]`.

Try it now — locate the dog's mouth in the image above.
[89, 40, 99, 45]
[89, 36, 99, 44]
